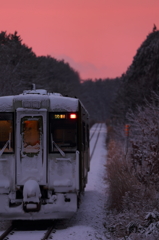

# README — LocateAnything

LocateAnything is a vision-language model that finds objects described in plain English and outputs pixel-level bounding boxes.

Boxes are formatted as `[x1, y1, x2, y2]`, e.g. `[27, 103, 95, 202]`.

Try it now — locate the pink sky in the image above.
[0, 0, 159, 79]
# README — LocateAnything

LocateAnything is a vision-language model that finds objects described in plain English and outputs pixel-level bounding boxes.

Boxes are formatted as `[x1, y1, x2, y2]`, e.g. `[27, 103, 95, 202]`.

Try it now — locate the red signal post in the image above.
[125, 124, 130, 136]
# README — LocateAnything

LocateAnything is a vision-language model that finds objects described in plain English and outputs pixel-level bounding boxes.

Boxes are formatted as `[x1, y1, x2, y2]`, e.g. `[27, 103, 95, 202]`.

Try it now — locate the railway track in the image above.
[90, 123, 102, 160]
[0, 221, 56, 240]
[89, 123, 99, 141]
[0, 225, 14, 240]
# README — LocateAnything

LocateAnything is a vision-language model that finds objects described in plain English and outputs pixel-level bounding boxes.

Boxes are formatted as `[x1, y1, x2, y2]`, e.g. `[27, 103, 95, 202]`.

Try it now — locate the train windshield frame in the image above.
[49, 112, 78, 153]
[0, 112, 14, 154]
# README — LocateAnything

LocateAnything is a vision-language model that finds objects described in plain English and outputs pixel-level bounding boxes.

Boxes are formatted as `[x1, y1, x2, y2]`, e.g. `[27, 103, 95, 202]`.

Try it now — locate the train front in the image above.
[0, 90, 88, 220]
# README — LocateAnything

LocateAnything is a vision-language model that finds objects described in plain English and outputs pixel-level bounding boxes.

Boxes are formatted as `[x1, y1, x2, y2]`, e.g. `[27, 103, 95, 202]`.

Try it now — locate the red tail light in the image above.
[70, 113, 77, 119]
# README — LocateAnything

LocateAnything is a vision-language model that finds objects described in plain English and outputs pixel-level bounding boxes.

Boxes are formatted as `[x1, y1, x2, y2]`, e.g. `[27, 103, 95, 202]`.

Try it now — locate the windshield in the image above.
[49, 113, 77, 153]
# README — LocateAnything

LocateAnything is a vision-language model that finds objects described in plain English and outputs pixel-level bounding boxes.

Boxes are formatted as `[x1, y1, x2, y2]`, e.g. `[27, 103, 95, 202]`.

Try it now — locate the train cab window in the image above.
[0, 113, 14, 153]
[49, 113, 77, 153]
[87, 124, 89, 148]
[21, 116, 42, 154]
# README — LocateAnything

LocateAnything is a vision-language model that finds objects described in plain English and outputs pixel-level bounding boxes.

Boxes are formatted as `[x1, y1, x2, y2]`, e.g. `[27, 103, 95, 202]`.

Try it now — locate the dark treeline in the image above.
[111, 29, 159, 125]
[80, 78, 119, 123]
[0, 31, 119, 123]
[0, 31, 81, 97]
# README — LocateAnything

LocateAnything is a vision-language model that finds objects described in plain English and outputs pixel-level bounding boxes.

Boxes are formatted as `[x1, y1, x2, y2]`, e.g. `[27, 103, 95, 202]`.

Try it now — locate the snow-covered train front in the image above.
[0, 88, 90, 220]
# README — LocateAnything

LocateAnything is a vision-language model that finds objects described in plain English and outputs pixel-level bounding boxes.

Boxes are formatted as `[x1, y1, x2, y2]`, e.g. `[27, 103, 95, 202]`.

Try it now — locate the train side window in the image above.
[0, 113, 14, 153]
[87, 124, 89, 148]
[82, 122, 85, 150]
[49, 113, 77, 153]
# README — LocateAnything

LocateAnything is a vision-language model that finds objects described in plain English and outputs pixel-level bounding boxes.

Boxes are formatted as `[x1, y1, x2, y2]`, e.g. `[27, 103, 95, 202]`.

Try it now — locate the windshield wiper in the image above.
[0, 132, 11, 157]
[51, 134, 65, 157]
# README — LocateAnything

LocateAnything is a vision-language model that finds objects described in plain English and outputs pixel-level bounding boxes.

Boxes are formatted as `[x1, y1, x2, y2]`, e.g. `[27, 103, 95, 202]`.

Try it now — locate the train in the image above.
[0, 87, 90, 220]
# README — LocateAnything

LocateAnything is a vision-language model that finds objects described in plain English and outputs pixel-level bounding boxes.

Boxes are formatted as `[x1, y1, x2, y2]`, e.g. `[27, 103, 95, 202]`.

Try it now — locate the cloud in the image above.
[51, 54, 111, 80]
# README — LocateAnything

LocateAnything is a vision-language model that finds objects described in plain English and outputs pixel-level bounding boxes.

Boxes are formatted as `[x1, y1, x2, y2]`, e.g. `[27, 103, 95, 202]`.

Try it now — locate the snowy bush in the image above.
[106, 138, 139, 211]
[105, 96, 159, 239]
[127, 96, 159, 190]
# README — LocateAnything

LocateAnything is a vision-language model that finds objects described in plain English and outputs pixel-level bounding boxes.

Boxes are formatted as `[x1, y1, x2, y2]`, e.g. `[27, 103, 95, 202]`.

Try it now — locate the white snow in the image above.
[53, 179, 72, 187]
[15, 94, 48, 101]
[15, 91, 79, 112]
[0, 96, 14, 111]
[23, 179, 41, 203]
[0, 91, 79, 112]
[49, 95, 79, 112]
[23, 89, 47, 95]
[0, 177, 10, 189]
[0, 123, 108, 239]
[23, 143, 40, 153]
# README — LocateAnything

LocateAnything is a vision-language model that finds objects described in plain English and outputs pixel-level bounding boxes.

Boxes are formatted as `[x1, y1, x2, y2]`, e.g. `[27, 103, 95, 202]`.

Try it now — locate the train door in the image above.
[16, 109, 47, 185]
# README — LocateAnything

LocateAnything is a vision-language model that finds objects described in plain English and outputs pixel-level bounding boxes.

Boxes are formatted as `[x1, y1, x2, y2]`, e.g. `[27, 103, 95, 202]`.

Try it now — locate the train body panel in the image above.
[0, 89, 89, 220]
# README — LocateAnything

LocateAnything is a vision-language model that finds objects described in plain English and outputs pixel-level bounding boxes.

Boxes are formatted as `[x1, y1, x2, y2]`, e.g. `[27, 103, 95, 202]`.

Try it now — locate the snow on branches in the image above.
[127, 94, 159, 188]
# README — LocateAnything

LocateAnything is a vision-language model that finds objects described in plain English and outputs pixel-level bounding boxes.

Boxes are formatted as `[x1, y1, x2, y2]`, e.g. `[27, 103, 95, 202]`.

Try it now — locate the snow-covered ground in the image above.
[0, 123, 108, 239]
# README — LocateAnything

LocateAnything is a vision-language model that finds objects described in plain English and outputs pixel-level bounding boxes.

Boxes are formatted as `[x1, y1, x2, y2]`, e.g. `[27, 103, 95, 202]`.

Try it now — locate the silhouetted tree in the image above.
[111, 30, 159, 124]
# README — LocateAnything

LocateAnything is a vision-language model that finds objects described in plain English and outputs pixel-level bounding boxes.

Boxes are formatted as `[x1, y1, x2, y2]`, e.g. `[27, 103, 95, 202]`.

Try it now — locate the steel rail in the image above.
[41, 225, 56, 240]
[0, 223, 56, 240]
[90, 123, 102, 160]
[0, 224, 14, 240]
[89, 123, 99, 141]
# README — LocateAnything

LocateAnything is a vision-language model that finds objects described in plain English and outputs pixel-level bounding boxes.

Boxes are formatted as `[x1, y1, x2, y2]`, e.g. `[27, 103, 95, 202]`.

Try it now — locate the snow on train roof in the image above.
[0, 91, 79, 112]
[49, 94, 79, 112]
[0, 96, 14, 111]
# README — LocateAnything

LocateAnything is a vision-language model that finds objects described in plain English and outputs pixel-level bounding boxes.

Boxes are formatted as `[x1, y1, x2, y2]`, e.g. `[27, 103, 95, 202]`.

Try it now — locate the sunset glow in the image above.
[0, 0, 159, 79]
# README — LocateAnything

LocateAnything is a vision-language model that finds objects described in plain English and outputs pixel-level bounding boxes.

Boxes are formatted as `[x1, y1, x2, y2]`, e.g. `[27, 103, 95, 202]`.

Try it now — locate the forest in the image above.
[0, 31, 119, 125]
[111, 29, 159, 125]
[106, 29, 159, 239]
